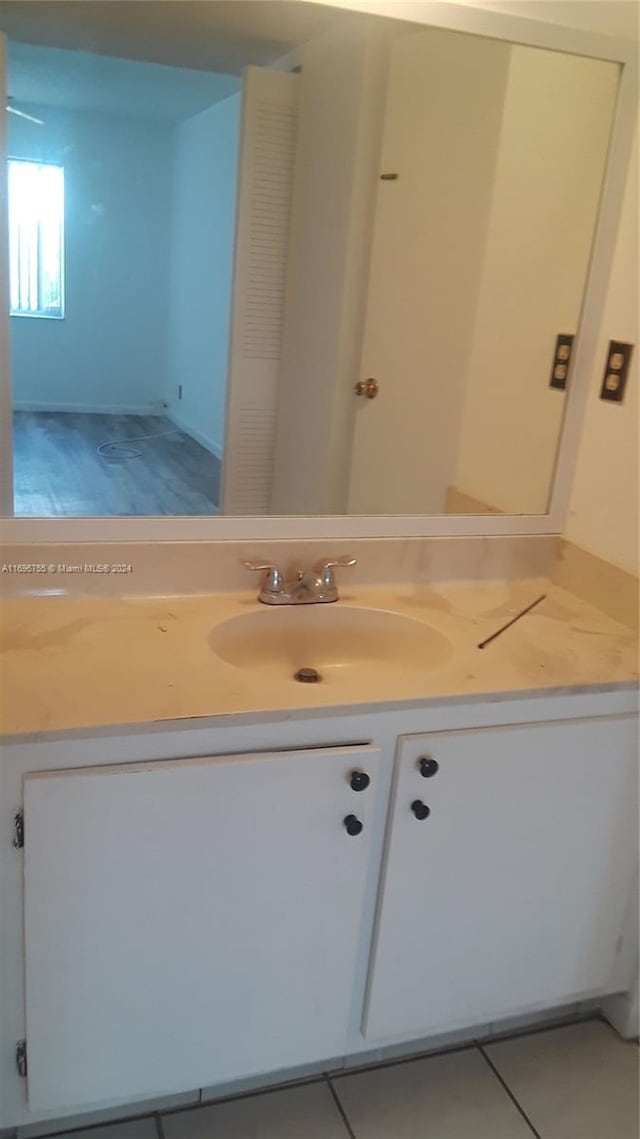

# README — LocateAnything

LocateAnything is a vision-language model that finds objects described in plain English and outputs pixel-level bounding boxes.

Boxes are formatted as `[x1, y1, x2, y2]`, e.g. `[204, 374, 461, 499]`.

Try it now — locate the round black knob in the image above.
[419, 757, 439, 778]
[411, 799, 431, 820]
[343, 814, 363, 836]
[350, 770, 370, 792]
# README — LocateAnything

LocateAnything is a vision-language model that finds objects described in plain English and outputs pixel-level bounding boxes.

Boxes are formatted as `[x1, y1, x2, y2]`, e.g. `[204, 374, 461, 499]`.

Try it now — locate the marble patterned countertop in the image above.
[0, 578, 637, 739]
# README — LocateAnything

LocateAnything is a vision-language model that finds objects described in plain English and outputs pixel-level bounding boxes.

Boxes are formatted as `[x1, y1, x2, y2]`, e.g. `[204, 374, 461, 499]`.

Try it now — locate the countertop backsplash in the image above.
[0, 534, 559, 598]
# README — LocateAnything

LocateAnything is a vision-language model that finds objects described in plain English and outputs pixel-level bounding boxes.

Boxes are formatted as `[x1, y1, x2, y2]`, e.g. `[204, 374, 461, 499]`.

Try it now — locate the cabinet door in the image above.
[364, 717, 638, 1041]
[23, 744, 380, 1110]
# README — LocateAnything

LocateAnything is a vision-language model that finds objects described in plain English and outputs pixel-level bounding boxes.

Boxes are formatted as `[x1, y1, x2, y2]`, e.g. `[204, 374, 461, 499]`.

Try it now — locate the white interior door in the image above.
[222, 66, 299, 514]
[0, 32, 13, 515]
[24, 745, 380, 1111]
[364, 718, 638, 1041]
[346, 31, 512, 515]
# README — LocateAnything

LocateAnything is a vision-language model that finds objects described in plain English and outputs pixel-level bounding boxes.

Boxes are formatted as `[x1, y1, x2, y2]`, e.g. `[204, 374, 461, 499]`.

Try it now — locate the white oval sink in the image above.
[209, 605, 452, 679]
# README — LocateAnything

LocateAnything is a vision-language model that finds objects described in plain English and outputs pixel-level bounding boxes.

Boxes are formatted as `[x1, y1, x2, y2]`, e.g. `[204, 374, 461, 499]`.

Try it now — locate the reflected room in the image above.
[0, 1, 619, 517]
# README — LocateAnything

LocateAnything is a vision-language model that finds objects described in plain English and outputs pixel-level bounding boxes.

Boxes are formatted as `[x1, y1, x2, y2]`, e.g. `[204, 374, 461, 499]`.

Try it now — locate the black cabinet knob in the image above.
[350, 770, 370, 792]
[343, 814, 364, 836]
[411, 799, 431, 820]
[419, 757, 439, 778]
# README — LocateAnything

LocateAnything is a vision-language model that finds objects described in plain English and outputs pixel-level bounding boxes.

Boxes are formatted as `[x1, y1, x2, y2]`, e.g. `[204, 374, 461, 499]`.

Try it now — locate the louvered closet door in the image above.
[222, 67, 299, 514]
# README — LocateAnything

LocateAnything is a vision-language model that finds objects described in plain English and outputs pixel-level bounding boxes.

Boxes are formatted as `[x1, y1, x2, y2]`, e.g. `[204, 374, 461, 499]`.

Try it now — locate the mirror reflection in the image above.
[0, 1, 619, 517]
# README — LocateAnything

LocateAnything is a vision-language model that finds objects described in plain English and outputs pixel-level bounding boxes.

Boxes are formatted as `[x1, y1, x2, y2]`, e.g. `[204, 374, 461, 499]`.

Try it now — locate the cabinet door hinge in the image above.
[16, 1039, 27, 1078]
[12, 811, 24, 850]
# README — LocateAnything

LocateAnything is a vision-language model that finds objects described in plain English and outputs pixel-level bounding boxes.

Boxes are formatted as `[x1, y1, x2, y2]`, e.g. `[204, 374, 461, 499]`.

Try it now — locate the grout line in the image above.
[325, 1076, 357, 1139]
[477, 1042, 542, 1139]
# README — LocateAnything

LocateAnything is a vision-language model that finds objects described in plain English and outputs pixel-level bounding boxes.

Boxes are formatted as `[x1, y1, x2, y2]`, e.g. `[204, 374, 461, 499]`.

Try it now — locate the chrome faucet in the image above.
[244, 558, 357, 605]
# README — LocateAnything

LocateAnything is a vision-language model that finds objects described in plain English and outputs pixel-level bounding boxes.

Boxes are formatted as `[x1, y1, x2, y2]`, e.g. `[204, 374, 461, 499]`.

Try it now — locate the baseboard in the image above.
[13, 401, 163, 416]
[12, 1000, 602, 1136]
[602, 986, 639, 1040]
[166, 409, 222, 460]
[15, 1088, 199, 1138]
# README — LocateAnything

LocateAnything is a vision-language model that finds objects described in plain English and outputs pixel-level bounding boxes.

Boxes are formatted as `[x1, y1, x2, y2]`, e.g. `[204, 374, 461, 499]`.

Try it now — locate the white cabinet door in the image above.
[23, 744, 380, 1110]
[364, 717, 638, 1041]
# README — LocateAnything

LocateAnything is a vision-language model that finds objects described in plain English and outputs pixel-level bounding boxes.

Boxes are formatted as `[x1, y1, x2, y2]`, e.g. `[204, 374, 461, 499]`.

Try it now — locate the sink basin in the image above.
[209, 605, 452, 680]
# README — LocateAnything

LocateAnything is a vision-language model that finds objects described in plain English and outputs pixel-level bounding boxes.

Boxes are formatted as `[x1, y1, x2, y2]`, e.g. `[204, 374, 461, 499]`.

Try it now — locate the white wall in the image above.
[166, 94, 240, 457]
[565, 130, 638, 575]
[454, 46, 618, 514]
[9, 105, 174, 413]
[470, 0, 639, 579]
[427, 0, 638, 554]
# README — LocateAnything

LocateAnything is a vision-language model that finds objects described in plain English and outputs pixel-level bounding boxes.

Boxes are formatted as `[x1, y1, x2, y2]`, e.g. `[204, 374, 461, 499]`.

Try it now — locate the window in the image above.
[8, 158, 65, 318]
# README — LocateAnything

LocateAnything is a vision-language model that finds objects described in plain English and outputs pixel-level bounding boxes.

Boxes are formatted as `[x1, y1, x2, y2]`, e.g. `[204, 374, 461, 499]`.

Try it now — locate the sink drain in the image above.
[294, 667, 322, 683]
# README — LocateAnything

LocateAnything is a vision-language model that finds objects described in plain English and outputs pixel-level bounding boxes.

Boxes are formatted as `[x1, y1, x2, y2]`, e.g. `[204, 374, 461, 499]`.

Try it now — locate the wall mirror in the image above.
[0, 0, 633, 534]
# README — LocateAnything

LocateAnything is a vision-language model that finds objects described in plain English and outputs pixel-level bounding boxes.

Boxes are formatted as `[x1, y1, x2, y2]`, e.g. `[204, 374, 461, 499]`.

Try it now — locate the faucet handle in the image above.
[322, 557, 357, 569]
[316, 557, 357, 589]
[243, 560, 277, 571]
[243, 561, 284, 597]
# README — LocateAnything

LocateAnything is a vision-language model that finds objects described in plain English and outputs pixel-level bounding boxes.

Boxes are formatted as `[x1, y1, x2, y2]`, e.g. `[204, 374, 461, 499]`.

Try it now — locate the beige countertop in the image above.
[0, 578, 637, 739]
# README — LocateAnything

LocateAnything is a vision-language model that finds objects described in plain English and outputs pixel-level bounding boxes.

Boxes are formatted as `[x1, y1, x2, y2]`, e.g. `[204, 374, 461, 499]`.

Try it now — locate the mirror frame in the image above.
[0, 0, 636, 542]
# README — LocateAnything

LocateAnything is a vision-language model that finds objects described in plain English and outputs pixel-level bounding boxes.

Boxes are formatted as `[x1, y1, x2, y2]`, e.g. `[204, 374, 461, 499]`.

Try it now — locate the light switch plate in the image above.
[600, 340, 633, 403]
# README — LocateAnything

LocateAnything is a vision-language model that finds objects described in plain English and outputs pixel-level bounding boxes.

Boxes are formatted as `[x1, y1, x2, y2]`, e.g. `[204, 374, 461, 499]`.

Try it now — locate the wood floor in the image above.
[13, 411, 221, 516]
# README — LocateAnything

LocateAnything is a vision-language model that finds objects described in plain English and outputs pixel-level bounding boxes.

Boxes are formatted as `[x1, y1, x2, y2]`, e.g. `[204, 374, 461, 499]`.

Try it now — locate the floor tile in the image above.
[49, 1120, 158, 1139]
[485, 1019, 639, 1139]
[333, 1047, 533, 1138]
[161, 1081, 348, 1138]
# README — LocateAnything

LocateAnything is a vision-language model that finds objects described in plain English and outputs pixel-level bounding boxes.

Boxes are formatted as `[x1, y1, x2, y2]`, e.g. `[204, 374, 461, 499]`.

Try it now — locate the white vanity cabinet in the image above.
[2, 696, 637, 1132]
[363, 717, 638, 1041]
[21, 744, 381, 1111]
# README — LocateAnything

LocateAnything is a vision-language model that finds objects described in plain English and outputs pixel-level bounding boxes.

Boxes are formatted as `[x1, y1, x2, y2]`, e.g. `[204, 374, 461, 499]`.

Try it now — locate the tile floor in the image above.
[34, 1020, 639, 1139]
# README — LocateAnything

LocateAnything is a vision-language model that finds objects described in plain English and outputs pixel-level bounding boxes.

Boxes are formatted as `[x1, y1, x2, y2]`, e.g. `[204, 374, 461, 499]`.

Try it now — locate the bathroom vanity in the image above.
[0, 0, 637, 1133]
[0, 577, 637, 1131]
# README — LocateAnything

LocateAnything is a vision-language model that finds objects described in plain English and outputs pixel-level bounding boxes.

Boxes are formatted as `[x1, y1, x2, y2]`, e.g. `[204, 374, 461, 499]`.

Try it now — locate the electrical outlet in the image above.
[549, 333, 574, 390]
[178, 384, 183, 401]
[600, 340, 633, 403]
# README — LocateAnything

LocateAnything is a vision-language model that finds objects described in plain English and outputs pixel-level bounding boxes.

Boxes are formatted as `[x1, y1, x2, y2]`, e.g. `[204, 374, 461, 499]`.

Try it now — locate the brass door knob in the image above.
[354, 378, 379, 399]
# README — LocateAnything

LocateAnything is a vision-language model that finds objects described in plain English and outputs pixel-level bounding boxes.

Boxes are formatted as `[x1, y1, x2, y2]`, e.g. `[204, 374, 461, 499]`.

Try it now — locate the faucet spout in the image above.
[290, 571, 332, 604]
